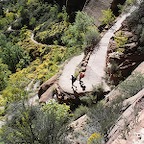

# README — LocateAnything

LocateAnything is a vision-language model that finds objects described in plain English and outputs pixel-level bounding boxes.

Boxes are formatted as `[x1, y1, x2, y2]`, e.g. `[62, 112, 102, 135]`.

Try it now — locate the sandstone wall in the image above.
[83, 0, 113, 26]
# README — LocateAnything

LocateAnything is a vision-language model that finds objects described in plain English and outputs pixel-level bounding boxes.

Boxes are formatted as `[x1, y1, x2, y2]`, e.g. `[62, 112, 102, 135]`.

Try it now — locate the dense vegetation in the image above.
[0, 0, 143, 143]
[0, 0, 99, 143]
[0, 0, 99, 104]
[0, 100, 70, 144]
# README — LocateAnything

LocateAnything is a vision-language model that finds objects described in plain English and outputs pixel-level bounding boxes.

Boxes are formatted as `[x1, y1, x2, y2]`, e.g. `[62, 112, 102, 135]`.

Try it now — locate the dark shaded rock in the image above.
[110, 0, 126, 16]
[66, 0, 87, 22]
[39, 84, 55, 103]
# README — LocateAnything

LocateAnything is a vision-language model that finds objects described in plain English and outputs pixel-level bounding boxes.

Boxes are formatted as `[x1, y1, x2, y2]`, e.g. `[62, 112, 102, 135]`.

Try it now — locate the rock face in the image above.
[110, 0, 126, 16]
[83, 0, 113, 26]
[53, 0, 127, 25]
[65, 62, 144, 144]
[105, 62, 144, 102]
[38, 74, 59, 98]
[66, 115, 90, 144]
[83, 0, 127, 26]
[107, 3, 144, 85]
[106, 89, 144, 144]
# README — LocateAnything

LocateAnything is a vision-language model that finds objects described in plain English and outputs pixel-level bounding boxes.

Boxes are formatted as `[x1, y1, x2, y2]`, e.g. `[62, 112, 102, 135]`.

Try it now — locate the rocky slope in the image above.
[37, 2, 138, 104]
[106, 62, 144, 144]
[106, 3, 144, 85]
[61, 3, 144, 143]
[83, 0, 126, 26]
[55, 0, 127, 26]
[65, 62, 144, 144]
[83, 0, 113, 26]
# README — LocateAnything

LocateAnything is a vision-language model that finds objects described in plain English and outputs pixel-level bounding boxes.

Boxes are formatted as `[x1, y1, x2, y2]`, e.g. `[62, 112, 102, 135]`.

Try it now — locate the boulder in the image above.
[39, 84, 55, 103]
[123, 31, 133, 38]
[38, 74, 59, 98]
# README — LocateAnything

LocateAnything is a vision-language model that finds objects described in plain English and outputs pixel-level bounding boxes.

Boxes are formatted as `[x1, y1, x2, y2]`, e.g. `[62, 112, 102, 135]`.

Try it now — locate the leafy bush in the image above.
[118, 0, 138, 13]
[42, 99, 70, 121]
[0, 17, 9, 30]
[87, 132, 103, 144]
[114, 31, 128, 48]
[0, 34, 30, 72]
[0, 96, 6, 107]
[2, 76, 29, 103]
[88, 99, 123, 136]
[84, 27, 100, 46]
[1, 101, 69, 144]
[5, 12, 15, 22]
[100, 9, 115, 26]
[1, 0, 67, 30]
[0, 59, 11, 91]
[62, 11, 99, 49]
[80, 85, 105, 106]
[72, 105, 88, 120]
[35, 21, 67, 44]
[126, 0, 137, 6]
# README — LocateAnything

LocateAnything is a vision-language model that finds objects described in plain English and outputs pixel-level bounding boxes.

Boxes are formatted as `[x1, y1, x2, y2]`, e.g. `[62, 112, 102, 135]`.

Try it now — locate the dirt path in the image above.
[31, 33, 39, 44]
[58, 5, 137, 94]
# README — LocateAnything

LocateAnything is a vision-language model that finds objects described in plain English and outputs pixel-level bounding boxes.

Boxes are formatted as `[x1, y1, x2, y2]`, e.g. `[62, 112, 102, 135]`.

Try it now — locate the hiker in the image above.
[79, 72, 85, 82]
[79, 72, 86, 91]
[71, 75, 77, 88]
[82, 85, 86, 91]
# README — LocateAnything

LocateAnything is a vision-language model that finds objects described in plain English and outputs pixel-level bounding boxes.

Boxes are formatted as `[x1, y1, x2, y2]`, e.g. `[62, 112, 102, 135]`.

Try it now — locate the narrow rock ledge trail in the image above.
[58, 5, 138, 94]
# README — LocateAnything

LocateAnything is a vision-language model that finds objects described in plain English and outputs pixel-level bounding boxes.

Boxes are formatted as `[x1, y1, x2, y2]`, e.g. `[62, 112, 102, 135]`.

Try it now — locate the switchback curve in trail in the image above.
[58, 5, 138, 94]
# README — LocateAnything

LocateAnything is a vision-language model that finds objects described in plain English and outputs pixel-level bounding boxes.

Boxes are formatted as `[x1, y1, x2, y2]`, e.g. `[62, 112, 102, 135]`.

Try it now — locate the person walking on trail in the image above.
[71, 75, 77, 88]
[79, 72, 86, 91]
[79, 72, 85, 82]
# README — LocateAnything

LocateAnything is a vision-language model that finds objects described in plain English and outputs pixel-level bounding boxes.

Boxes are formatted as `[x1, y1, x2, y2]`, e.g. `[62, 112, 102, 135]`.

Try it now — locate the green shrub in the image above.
[1, 71, 30, 104]
[35, 22, 67, 44]
[88, 98, 123, 136]
[92, 85, 104, 99]
[100, 9, 115, 26]
[0, 34, 30, 72]
[62, 11, 99, 49]
[114, 31, 128, 48]
[0, 59, 11, 91]
[80, 85, 105, 106]
[72, 105, 88, 120]
[1, 101, 68, 144]
[84, 27, 100, 46]
[126, 0, 137, 5]
[118, 0, 137, 13]
[87, 132, 103, 144]
[0, 17, 9, 30]
[5, 12, 15, 23]
[120, 73, 144, 98]
[42, 99, 70, 121]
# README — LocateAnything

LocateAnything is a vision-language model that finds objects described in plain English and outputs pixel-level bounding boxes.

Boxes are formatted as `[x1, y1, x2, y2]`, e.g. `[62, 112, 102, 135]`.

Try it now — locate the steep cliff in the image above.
[83, 0, 126, 26]
[51, 0, 126, 25]
[83, 0, 113, 26]
[106, 2, 144, 85]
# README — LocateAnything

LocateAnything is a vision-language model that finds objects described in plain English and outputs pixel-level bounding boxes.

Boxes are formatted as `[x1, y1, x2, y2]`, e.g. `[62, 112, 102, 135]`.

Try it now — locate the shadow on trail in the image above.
[71, 74, 86, 92]
[79, 80, 86, 91]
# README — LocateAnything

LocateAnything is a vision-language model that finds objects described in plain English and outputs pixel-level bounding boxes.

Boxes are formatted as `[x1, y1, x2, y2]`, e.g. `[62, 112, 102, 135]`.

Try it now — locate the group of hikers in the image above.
[71, 48, 92, 91]
[71, 71, 86, 91]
